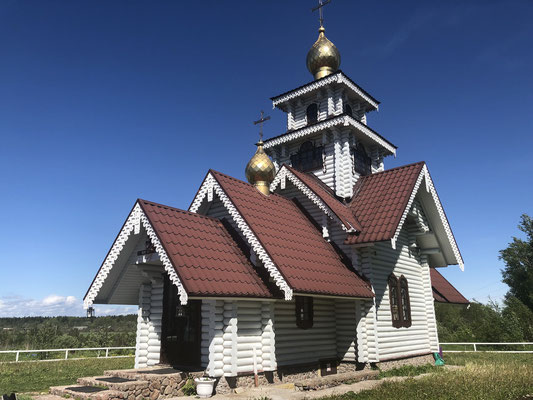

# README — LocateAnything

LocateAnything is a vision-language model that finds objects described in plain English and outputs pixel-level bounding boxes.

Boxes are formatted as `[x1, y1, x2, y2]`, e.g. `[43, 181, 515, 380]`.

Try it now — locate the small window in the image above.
[295, 296, 313, 329]
[351, 142, 371, 176]
[306, 103, 318, 125]
[290, 141, 324, 172]
[344, 104, 353, 117]
[389, 274, 412, 328]
[399, 276, 412, 327]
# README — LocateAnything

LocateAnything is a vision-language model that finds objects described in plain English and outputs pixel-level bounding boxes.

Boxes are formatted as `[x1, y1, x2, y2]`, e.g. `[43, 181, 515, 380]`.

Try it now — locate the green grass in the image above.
[0, 357, 134, 394]
[319, 353, 533, 400]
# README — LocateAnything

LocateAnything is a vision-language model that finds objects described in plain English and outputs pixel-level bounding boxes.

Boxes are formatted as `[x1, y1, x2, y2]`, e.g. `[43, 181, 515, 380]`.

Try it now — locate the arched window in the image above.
[290, 141, 324, 172]
[295, 296, 313, 329]
[389, 273, 412, 328]
[344, 104, 353, 117]
[351, 142, 371, 176]
[306, 103, 318, 125]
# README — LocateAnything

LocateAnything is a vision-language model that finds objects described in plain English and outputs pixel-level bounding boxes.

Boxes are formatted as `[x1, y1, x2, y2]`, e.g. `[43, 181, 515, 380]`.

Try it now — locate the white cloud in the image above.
[42, 294, 67, 305]
[0, 295, 135, 317]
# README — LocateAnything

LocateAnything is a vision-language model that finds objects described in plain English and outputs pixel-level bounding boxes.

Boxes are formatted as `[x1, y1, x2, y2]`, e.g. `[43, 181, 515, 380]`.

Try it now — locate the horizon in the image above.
[1, 0, 532, 317]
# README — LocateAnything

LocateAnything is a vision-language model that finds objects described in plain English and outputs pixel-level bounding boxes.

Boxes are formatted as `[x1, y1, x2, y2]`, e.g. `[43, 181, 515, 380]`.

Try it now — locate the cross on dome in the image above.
[253, 110, 271, 142]
[311, 0, 331, 28]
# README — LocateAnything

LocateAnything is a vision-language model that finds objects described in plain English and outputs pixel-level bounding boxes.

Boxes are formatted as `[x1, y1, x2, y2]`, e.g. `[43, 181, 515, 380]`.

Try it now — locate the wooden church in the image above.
[84, 14, 467, 391]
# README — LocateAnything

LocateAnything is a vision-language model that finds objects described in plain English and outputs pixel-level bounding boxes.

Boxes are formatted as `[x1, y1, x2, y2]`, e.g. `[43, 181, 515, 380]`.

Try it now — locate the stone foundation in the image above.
[377, 353, 435, 371]
[212, 355, 434, 394]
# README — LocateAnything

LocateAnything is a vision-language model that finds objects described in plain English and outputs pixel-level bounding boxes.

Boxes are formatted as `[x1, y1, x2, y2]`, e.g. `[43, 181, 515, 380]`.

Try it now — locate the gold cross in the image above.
[253, 110, 271, 141]
[311, 0, 332, 27]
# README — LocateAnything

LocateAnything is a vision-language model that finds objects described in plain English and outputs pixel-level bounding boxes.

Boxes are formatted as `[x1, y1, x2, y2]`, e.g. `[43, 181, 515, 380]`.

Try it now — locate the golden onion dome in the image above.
[245, 140, 276, 195]
[306, 26, 341, 80]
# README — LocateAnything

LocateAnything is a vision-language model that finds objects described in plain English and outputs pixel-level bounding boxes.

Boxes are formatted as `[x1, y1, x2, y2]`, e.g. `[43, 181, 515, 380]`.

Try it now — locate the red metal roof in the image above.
[284, 165, 363, 232]
[430, 268, 469, 304]
[210, 170, 374, 299]
[138, 199, 273, 298]
[346, 162, 425, 244]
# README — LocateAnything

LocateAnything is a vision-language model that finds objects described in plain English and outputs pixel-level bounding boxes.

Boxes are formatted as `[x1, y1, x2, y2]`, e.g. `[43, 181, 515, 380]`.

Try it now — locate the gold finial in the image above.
[245, 111, 275, 196]
[307, 0, 340, 80]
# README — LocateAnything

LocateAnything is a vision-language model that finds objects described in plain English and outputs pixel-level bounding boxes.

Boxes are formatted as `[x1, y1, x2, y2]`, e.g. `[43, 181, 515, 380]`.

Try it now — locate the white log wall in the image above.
[421, 255, 440, 352]
[335, 300, 358, 361]
[371, 226, 435, 360]
[274, 298, 336, 366]
[359, 247, 379, 362]
[134, 284, 151, 368]
[134, 281, 163, 368]
[201, 300, 276, 378]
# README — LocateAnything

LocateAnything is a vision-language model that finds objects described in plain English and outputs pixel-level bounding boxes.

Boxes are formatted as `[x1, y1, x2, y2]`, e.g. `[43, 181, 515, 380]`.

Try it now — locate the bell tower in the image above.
[263, 5, 397, 199]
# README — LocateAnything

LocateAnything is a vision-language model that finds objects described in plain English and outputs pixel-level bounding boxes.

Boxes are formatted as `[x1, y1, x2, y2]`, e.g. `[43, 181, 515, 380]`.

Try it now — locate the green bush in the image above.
[181, 379, 196, 396]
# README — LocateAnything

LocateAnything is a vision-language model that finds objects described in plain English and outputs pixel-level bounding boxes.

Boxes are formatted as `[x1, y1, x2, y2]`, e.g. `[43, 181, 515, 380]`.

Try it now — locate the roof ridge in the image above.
[209, 169, 288, 202]
[138, 198, 222, 223]
[360, 161, 425, 179]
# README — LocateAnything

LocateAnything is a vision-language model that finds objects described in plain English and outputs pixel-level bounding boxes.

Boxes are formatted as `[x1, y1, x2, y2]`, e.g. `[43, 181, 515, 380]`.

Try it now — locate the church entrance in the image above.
[160, 276, 201, 368]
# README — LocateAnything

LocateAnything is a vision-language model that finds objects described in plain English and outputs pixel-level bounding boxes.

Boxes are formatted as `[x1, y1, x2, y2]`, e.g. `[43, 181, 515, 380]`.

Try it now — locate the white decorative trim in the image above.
[272, 72, 379, 111]
[391, 165, 464, 270]
[189, 174, 293, 300]
[270, 166, 356, 232]
[422, 166, 464, 271]
[139, 207, 188, 304]
[84, 203, 188, 308]
[263, 115, 396, 156]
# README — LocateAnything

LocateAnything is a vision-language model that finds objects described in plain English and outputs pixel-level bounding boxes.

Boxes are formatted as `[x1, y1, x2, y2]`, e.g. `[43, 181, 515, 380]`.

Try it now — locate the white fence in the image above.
[0, 346, 135, 363]
[440, 342, 533, 353]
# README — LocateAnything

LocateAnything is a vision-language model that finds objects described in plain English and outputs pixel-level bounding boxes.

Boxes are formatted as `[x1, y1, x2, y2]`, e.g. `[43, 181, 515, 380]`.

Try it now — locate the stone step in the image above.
[102, 367, 195, 398]
[294, 369, 380, 391]
[50, 384, 124, 400]
[77, 376, 149, 392]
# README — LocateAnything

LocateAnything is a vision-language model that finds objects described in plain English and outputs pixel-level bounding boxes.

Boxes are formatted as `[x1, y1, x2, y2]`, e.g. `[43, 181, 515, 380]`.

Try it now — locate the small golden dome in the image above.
[306, 26, 341, 80]
[245, 140, 276, 196]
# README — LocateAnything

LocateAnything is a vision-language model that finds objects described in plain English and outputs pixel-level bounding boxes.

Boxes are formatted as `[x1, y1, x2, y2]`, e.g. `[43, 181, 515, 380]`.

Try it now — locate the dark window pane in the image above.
[295, 296, 314, 329]
[345, 104, 353, 117]
[352, 143, 371, 176]
[306, 104, 318, 125]
[290, 141, 324, 172]
[400, 277, 411, 327]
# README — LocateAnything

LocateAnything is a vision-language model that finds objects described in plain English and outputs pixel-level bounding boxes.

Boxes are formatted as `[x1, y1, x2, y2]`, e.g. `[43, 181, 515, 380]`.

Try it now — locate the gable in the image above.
[190, 170, 374, 299]
[347, 162, 464, 270]
[271, 164, 362, 233]
[84, 200, 273, 309]
[84, 202, 187, 308]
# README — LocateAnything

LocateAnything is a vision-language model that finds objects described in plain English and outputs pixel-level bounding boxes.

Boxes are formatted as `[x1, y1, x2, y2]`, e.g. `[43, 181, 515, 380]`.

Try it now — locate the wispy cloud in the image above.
[0, 295, 136, 317]
[382, 6, 440, 55]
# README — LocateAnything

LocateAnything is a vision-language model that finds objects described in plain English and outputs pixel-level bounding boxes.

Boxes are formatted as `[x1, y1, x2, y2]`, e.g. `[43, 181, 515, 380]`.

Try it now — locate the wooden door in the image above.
[160, 277, 201, 367]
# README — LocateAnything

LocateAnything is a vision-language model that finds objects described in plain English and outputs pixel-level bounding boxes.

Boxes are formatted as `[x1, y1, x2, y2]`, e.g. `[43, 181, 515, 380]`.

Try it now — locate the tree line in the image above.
[0, 315, 136, 350]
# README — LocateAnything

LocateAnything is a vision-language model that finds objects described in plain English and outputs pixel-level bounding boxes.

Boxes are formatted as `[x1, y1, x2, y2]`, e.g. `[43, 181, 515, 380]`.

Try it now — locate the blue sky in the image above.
[0, 0, 532, 317]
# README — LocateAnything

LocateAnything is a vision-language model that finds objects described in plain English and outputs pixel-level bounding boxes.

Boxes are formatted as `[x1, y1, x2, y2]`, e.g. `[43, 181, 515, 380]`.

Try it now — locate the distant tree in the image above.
[500, 214, 533, 311]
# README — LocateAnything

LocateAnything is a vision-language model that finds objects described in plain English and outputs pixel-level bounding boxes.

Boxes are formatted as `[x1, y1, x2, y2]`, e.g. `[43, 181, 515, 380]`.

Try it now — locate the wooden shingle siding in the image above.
[372, 227, 433, 359]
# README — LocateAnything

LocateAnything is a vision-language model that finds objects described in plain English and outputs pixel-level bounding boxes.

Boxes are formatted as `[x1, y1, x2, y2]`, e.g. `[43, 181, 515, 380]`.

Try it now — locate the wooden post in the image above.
[15, 352, 19, 362]
[65, 350, 69, 360]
